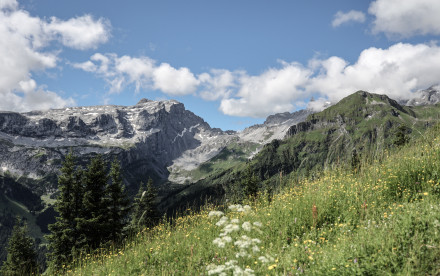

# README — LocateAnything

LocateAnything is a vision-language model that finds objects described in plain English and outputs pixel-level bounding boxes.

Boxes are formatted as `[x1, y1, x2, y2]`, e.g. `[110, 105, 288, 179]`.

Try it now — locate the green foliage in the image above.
[131, 178, 158, 230]
[242, 165, 259, 198]
[47, 153, 131, 272]
[46, 151, 79, 270]
[0, 218, 38, 275]
[76, 155, 109, 250]
[393, 125, 410, 147]
[106, 159, 131, 241]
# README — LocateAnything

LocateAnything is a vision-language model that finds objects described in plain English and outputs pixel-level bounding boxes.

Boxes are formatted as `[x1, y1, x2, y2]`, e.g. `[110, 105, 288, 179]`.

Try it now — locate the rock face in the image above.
[0, 99, 313, 192]
[405, 86, 440, 106]
[0, 99, 232, 191]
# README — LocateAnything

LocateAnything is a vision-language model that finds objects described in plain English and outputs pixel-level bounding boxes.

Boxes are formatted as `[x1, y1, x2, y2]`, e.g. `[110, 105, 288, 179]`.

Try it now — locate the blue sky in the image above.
[1, 0, 440, 130]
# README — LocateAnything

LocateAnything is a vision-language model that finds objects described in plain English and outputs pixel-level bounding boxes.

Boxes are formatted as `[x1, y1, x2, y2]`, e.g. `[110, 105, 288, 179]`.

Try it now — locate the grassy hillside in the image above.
[56, 122, 440, 275]
[162, 92, 440, 210]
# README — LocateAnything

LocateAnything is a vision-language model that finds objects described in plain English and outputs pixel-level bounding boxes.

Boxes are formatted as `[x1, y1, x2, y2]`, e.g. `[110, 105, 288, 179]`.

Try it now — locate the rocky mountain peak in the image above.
[136, 98, 153, 105]
[406, 85, 440, 106]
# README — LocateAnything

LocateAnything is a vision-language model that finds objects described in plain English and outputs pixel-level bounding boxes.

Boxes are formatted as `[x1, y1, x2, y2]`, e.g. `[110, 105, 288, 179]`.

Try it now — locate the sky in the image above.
[1, 0, 440, 130]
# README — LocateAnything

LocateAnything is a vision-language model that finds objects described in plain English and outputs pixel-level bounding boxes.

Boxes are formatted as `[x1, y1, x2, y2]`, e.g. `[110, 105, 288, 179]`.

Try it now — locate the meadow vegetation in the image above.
[58, 123, 440, 275]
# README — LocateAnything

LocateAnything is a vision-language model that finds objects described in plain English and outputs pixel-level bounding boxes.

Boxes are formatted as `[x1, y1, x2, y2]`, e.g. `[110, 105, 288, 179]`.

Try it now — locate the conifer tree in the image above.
[131, 178, 158, 230]
[106, 159, 131, 241]
[77, 154, 109, 249]
[1, 218, 38, 276]
[242, 165, 259, 198]
[47, 151, 82, 269]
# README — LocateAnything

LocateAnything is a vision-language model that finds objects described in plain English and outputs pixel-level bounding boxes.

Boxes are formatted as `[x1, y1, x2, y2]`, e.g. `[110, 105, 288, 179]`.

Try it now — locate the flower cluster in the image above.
[206, 204, 273, 276]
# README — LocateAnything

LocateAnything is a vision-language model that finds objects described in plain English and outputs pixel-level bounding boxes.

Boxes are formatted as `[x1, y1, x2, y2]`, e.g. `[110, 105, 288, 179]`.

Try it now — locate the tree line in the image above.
[0, 151, 158, 274]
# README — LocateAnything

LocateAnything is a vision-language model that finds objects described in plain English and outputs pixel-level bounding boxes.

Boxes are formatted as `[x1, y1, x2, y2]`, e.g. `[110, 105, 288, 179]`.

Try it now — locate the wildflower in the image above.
[216, 216, 229, 227]
[209, 211, 225, 217]
[242, 221, 252, 232]
[231, 218, 240, 224]
[253, 221, 262, 228]
[268, 264, 277, 270]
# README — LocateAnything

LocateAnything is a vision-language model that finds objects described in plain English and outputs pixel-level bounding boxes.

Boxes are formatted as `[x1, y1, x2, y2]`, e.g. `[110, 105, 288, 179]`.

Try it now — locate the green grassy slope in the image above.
[162, 91, 440, 210]
[58, 122, 440, 275]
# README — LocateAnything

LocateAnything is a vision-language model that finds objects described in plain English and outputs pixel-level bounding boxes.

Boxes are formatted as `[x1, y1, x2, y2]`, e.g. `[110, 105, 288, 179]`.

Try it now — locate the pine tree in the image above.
[1, 218, 38, 276]
[77, 154, 109, 250]
[242, 165, 259, 198]
[131, 178, 158, 230]
[106, 159, 131, 241]
[47, 151, 82, 270]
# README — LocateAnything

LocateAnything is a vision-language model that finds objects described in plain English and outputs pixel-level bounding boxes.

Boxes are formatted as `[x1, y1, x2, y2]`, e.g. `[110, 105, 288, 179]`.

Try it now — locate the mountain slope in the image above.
[63, 113, 440, 276]
[164, 91, 440, 209]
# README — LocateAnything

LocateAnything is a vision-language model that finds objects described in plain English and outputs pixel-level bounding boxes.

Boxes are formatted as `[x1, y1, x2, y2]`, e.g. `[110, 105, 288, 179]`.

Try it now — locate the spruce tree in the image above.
[131, 178, 158, 230]
[47, 151, 81, 270]
[77, 154, 109, 250]
[1, 218, 38, 276]
[106, 159, 131, 241]
[242, 165, 259, 198]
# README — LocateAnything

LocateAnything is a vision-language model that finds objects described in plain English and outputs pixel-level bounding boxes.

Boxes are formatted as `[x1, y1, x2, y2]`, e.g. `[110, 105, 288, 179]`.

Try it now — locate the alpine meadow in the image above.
[2, 0, 440, 275]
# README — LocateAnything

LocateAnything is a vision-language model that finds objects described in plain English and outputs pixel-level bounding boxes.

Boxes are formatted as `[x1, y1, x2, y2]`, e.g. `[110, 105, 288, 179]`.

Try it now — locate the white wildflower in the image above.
[213, 238, 226, 248]
[221, 223, 240, 235]
[228, 204, 242, 211]
[233, 266, 244, 274]
[236, 250, 249, 258]
[252, 245, 260, 253]
[216, 216, 229, 227]
[258, 256, 269, 263]
[222, 236, 232, 243]
[207, 264, 226, 275]
[242, 221, 252, 232]
[225, 260, 238, 266]
[231, 218, 240, 224]
[243, 205, 251, 212]
[253, 221, 262, 228]
[251, 238, 261, 244]
[244, 268, 255, 276]
[209, 211, 224, 217]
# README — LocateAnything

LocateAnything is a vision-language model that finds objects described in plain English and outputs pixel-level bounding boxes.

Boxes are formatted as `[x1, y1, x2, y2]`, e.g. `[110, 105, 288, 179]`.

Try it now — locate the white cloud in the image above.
[76, 42, 440, 118]
[219, 62, 312, 117]
[218, 43, 440, 117]
[198, 69, 240, 101]
[75, 53, 199, 95]
[369, 0, 440, 37]
[332, 10, 366, 27]
[46, 15, 110, 50]
[153, 63, 199, 95]
[308, 43, 440, 105]
[0, 0, 17, 9]
[0, 1, 109, 112]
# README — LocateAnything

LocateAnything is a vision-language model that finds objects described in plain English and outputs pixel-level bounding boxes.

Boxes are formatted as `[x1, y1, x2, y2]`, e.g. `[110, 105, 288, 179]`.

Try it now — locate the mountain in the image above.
[164, 91, 440, 209]
[404, 85, 440, 106]
[0, 97, 312, 266]
[3, 88, 440, 268]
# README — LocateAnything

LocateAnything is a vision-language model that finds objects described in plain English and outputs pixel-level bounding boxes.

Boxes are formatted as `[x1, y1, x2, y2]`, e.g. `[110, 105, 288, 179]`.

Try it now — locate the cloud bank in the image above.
[0, 0, 110, 111]
[76, 42, 440, 118]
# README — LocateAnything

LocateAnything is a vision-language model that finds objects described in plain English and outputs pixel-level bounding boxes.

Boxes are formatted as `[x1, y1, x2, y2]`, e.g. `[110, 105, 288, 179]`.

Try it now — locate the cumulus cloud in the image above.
[46, 15, 110, 50]
[308, 43, 440, 104]
[198, 69, 241, 101]
[217, 43, 440, 117]
[369, 0, 440, 37]
[75, 53, 199, 95]
[332, 10, 366, 27]
[219, 62, 312, 117]
[75, 42, 440, 118]
[0, 0, 110, 112]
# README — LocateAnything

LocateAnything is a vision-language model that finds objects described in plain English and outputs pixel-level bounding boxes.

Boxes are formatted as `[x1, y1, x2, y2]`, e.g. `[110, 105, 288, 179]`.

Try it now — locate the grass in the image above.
[54, 124, 440, 275]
